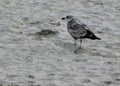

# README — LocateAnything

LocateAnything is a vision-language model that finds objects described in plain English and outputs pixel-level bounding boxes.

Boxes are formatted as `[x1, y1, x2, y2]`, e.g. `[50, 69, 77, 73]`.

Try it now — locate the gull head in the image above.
[62, 15, 74, 22]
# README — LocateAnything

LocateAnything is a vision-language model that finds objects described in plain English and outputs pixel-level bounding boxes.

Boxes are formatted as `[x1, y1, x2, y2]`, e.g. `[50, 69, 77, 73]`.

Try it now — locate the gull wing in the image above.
[68, 22, 87, 38]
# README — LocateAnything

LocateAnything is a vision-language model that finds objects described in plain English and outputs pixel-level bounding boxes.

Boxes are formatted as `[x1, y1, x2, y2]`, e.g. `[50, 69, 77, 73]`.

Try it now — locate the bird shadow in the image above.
[58, 41, 86, 54]
[74, 47, 86, 54]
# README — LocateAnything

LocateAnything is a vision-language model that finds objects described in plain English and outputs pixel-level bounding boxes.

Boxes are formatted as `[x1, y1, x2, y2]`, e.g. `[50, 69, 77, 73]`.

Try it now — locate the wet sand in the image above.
[0, 0, 120, 86]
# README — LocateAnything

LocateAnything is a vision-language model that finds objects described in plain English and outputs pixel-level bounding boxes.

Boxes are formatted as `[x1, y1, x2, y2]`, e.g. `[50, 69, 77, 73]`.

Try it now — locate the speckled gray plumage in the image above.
[67, 17, 88, 39]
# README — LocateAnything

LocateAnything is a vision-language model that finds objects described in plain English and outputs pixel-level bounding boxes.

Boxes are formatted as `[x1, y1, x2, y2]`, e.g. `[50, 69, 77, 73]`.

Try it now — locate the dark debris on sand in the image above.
[35, 29, 59, 38]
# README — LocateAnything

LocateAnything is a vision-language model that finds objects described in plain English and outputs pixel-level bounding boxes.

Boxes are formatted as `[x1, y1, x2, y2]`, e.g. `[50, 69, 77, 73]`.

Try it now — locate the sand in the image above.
[0, 0, 120, 86]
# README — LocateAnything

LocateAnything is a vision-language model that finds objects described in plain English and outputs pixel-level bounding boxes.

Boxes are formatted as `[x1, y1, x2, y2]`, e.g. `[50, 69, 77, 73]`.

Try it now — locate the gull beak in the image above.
[62, 17, 65, 20]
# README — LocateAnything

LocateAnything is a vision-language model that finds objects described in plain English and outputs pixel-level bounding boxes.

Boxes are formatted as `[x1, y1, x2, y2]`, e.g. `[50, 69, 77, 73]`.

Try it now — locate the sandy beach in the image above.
[0, 0, 120, 86]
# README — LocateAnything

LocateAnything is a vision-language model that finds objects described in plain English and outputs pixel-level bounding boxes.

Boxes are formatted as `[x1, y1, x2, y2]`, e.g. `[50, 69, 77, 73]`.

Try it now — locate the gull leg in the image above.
[80, 39, 82, 48]
[74, 39, 82, 53]
[74, 39, 77, 46]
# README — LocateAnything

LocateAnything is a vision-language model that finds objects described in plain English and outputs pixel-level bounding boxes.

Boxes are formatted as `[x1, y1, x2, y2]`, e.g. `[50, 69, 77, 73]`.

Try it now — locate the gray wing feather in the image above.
[68, 21, 87, 38]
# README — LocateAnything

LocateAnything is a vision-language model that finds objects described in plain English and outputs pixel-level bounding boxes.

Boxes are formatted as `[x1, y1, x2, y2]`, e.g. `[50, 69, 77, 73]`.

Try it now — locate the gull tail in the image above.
[85, 29, 101, 40]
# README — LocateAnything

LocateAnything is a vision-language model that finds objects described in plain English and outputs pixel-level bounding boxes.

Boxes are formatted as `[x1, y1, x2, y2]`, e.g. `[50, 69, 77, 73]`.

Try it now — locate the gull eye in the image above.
[66, 16, 69, 18]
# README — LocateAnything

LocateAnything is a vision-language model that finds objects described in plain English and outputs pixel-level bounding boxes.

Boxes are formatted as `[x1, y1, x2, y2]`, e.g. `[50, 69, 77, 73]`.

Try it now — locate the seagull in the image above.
[62, 15, 101, 48]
